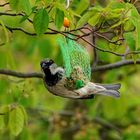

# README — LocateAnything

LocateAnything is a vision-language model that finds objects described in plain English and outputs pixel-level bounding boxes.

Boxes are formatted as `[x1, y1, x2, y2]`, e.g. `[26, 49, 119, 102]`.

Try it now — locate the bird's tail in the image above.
[95, 83, 121, 98]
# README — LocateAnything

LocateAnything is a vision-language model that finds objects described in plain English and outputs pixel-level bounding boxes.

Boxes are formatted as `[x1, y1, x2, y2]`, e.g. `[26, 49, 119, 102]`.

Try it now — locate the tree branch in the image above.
[92, 59, 140, 72]
[0, 69, 43, 78]
[0, 60, 140, 79]
[92, 117, 121, 133]
[95, 32, 124, 45]
[0, 2, 9, 7]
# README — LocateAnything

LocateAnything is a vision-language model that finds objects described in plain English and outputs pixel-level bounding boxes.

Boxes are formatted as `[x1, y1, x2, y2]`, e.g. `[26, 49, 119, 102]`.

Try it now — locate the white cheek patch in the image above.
[50, 65, 64, 75]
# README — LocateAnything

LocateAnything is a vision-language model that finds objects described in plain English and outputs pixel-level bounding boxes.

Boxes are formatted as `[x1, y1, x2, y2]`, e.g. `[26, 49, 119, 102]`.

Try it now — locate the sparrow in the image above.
[40, 58, 121, 99]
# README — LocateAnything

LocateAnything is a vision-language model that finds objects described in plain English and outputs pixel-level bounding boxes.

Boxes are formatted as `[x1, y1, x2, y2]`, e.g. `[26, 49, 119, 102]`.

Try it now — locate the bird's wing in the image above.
[75, 82, 120, 98]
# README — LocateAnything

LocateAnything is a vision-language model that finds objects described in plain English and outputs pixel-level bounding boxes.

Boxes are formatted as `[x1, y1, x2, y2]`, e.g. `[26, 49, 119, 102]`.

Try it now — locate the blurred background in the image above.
[1, 0, 140, 140]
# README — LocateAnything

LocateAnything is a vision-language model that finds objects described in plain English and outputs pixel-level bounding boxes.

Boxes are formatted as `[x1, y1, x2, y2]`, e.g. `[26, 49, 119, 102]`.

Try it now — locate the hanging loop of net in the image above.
[57, 35, 91, 89]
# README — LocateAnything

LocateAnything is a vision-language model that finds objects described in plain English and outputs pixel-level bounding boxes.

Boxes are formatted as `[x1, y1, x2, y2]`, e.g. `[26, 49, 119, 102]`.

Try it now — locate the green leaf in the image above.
[124, 20, 134, 31]
[106, 1, 126, 9]
[0, 105, 10, 126]
[77, 7, 101, 27]
[129, 4, 140, 49]
[0, 50, 7, 67]
[71, 0, 89, 15]
[110, 16, 128, 29]
[55, 8, 64, 29]
[0, 115, 5, 130]
[19, 105, 28, 125]
[130, 4, 139, 18]
[9, 0, 20, 10]
[20, 15, 29, 23]
[9, 0, 31, 15]
[45, 0, 53, 3]
[105, 9, 123, 20]
[132, 54, 137, 64]
[33, 8, 49, 35]
[54, 2, 66, 12]
[9, 106, 24, 136]
[69, 9, 81, 18]
[88, 13, 101, 27]
[131, 18, 140, 49]
[21, 0, 32, 15]
[35, 0, 41, 3]
[124, 32, 135, 51]
[54, 2, 72, 19]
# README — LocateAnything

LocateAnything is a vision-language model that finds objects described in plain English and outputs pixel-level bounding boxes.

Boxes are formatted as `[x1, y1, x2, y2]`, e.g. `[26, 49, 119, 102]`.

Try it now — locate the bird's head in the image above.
[40, 58, 54, 72]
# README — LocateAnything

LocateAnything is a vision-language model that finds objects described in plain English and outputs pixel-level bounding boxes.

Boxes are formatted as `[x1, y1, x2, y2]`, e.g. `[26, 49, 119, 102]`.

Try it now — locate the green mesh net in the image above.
[58, 36, 91, 89]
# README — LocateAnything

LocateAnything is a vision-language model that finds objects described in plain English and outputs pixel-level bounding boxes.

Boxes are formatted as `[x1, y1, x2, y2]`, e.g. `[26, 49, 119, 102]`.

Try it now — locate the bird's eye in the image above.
[49, 59, 54, 64]
[41, 62, 47, 68]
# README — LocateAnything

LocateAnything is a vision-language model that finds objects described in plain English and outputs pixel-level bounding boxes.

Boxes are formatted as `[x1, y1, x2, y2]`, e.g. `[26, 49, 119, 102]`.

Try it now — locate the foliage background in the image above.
[1, 0, 140, 140]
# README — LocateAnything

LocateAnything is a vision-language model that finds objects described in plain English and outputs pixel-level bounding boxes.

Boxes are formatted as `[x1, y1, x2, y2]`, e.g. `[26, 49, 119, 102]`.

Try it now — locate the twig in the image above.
[0, 42, 5, 46]
[0, 12, 33, 23]
[0, 23, 58, 35]
[0, 2, 9, 7]
[0, 113, 5, 115]
[0, 12, 22, 16]
[95, 32, 124, 45]
[5, 25, 37, 35]
[80, 37, 125, 56]
[93, 117, 121, 133]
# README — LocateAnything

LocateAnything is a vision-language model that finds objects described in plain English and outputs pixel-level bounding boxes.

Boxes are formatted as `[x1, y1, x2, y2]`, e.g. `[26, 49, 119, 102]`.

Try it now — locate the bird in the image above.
[40, 58, 121, 99]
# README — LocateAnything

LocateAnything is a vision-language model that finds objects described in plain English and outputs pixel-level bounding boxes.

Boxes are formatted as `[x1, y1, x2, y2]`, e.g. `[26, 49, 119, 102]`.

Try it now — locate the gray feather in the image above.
[96, 83, 121, 90]
[95, 83, 121, 98]
[96, 90, 120, 98]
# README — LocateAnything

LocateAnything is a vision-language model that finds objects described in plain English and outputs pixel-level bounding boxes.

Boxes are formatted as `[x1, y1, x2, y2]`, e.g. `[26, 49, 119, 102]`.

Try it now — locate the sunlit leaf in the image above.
[55, 8, 64, 29]
[54, 2, 74, 24]
[106, 1, 126, 9]
[88, 13, 101, 27]
[124, 32, 135, 51]
[124, 20, 135, 31]
[77, 7, 101, 27]
[129, 4, 140, 49]
[33, 8, 49, 35]
[19, 105, 28, 125]
[9, 106, 24, 136]
[0, 115, 5, 130]
[9, 0, 32, 14]
[131, 18, 140, 49]
[20, 0, 32, 15]
[20, 15, 29, 23]
[71, 0, 89, 15]
[35, 0, 41, 3]
[105, 9, 123, 20]
[9, 0, 20, 10]
[0, 105, 10, 126]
